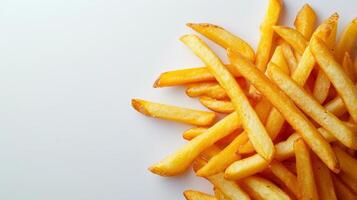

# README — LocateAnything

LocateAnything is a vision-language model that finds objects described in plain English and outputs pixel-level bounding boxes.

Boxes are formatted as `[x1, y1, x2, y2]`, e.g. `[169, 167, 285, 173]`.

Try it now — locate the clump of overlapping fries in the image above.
[132, 0, 357, 199]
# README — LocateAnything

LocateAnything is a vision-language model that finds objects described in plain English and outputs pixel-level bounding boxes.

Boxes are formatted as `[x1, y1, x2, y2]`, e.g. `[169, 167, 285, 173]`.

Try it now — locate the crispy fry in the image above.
[184, 190, 217, 200]
[280, 42, 298, 73]
[197, 133, 248, 177]
[342, 52, 356, 82]
[228, 50, 339, 172]
[149, 112, 241, 176]
[225, 154, 269, 180]
[255, 0, 282, 72]
[183, 127, 208, 140]
[268, 66, 357, 149]
[199, 97, 234, 113]
[242, 176, 291, 200]
[181, 34, 274, 161]
[294, 4, 316, 39]
[312, 70, 331, 104]
[269, 161, 299, 198]
[187, 23, 254, 61]
[269, 45, 290, 75]
[273, 26, 308, 54]
[311, 37, 357, 122]
[294, 139, 319, 200]
[324, 95, 348, 117]
[213, 188, 229, 200]
[275, 133, 301, 161]
[333, 145, 357, 180]
[332, 175, 357, 200]
[339, 172, 357, 194]
[187, 82, 228, 100]
[253, 97, 273, 124]
[335, 18, 357, 62]
[132, 99, 216, 126]
[311, 154, 337, 200]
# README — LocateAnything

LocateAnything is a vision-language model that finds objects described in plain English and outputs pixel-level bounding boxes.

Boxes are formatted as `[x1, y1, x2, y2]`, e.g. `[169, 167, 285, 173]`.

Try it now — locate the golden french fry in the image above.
[225, 154, 269, 180]
[255, 0, 282, 72]
[132, 99, 216, 126]
[199, 97, 234, 113]
[324, 95, 348, 117]
[339, 172, 357, 194]
[197, 133, 248, 177]
[184, 190, 217, 200]
[228, 50, 339, 172]
[273, 26, 308, 54]
[187, 82, 228, 100]
[213, 188, 229, 200]
[268, 66, 357, 149]
[311, 154, 337, 200]
[183, 127, 208, 140]
[193, 158, 251, 200]
[269, 161, 299, 198]
[332, 175, 357, 200]
[242, 176, 291, 200]
[280, 42, 298, 73]
[333, 145, 357, 180]
[187, 23, 254, 61]
[253, 97, 273, 124]
[181, 34, 274, 161]
[312, 70, 331, 104]
[275, 133, 301, 161]
[149, 112, 241, 176]
[342, 52, 356, 82]
[335, 18, 357, 62]
[269, 45, 290, 75]
[294, 4, 316, 39]
[294, 139, 319, 200]
[311, 37, 357, 122]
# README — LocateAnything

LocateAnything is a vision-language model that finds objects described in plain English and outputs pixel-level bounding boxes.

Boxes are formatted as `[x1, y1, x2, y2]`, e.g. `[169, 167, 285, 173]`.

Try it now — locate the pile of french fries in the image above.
[132, 0, 357, 199]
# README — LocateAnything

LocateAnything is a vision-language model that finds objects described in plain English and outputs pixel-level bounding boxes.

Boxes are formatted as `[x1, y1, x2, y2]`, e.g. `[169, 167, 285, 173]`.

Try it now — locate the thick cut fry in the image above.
[269, 45, 290, 75]
[332, 175, 357, 200]
[149, 112, 241, 176]
[187, 82, 228, 100]
[280, 42, 298, 73]
[269, 161, 299, 198]
[228, 50, 339, 172]
[294, 4, 316, 39]
[199, 97, 234, 113]
[339, 172, 357, 194]
[214, 188, 229, 200]
[184, 190, 217, 200]
[335, 18, 357, 62]
[274, 133, 301, 161]
[225, 154, 269, 180]
[187, 23, 254, 61]
[132, 99, 216, 126]
[194, 158, 251, 200]
[311, 154, 337, 200]
[197, 133, 248, 177]
[242, 176, 291, 200]
[342, 52, 356, 82]
[181, 34, 274, 161]
[273, 26, 308, 54]
[255, 0, 282, 72]
[294, 139, 319, 200]
[311, 37, 357, 122]
[183, 127, 208, 140]
[268, 66, 357, 149]
[312, 70, 331, 104]
[333, 145, 357, 180]
[324, 95, 348, 117]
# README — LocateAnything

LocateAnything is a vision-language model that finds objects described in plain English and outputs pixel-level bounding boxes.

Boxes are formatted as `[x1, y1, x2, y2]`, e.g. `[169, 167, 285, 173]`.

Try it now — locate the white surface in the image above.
[0, 0, 355, 199]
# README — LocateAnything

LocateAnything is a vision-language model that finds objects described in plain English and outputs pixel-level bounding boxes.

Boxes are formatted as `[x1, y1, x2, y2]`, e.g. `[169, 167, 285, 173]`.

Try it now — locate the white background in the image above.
[0, 0, 355, 199]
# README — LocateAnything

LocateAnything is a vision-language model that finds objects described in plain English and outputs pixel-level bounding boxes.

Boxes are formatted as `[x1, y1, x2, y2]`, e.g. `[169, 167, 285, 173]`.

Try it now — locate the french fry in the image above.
[187, 82, 228, 100]
[312, 71, 331, 104]
[324, 95, 348, 117]
[275, 133, 301, 161]
[273, 26, 308, 54]
[181, 34, 274, 161]
[149, 112, 241, 176]
[269, 45, 290, 75]
[225, 154, 269, 180]
[333, 145, 357, 180]
[193, 158, 251, 200]
[228, 50, 339, 172]
[184, 190, 217, 200]
[187, 23, 254, 61]
[310, 37, 357, 122]
[242, 176, 291, 200]
[311, 154, 337, 200]
[342, 52, 356, 82]
[280, 42, 298, 73]
[268, 66, 357, 149]
[339, 172, 357, 194]
[253, 97, 273, 124]
[132, 99, 216, 126]
[332, 175, 357, 200]
[294, 139, 319, 200]
[199, 97, 234, 113]
[255, 0, 282, 72]
[197, 133, 248, 177]
[213, 188, 229, 200]
[269, 161, 299, 198]
[335, 18, 357, 62]
[183, 127, 208, 140]
[294, 4, 316, 39]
